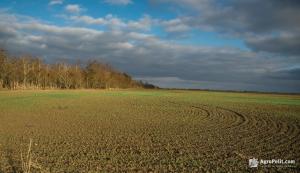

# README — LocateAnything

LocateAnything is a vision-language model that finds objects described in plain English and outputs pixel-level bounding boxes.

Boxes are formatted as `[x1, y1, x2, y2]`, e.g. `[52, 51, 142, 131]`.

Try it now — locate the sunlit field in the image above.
[0, 90, 299, 172]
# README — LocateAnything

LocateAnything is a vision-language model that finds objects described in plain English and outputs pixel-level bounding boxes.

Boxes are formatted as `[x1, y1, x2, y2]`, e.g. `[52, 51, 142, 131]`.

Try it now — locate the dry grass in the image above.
[20, 139, 32, 173]
[20, 139, 46, 173]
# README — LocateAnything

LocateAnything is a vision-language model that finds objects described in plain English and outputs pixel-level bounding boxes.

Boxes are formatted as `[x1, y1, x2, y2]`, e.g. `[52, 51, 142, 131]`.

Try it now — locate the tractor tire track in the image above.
[167, 100, 300, 161]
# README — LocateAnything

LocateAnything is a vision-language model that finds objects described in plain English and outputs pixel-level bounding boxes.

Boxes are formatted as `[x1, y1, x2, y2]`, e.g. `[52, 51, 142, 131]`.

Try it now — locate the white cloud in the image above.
[69, 14, 153, 31]
[68, 13, 192, 34]
[70, 15, 106, 25]
[128, 15, 153, 31]
[161, 18, 190, 33]
[105, 14, 127, 29]
[65, 4, 83, 13]
[109, 42, 134, 49]
[49, 0, 63, 5]
[17, 22, 103, 36]
[104, 0, 133, 5]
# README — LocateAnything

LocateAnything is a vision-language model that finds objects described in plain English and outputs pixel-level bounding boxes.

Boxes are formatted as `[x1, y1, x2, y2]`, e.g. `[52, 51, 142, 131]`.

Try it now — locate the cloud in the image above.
[161, 18, 190, 33]
[67, 13, 193, 35]
[49, 0, 63, 6]
[267, 66, 300, 80]
[70, 15, 106, 25]
[127, 15, 153, 31]
[154, 0, 300, 33]
[109, 42, 134, 49]
[134, 76, 286, 92]
[65, 4, 83, 13]
[69, 14, 153, 31]
[104, 0, 133, 5]
[246, 33, 300, 56]
[152, 0, 300, 56]
[68, 13, 192, 35]
[0, 11, 300, 92]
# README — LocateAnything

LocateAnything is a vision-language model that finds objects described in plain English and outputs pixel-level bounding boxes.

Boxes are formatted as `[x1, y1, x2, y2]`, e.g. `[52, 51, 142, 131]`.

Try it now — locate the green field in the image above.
[0, 90, 300, 172]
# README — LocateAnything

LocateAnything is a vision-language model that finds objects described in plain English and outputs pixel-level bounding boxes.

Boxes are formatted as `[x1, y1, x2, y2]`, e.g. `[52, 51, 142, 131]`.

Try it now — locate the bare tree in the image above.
[0, 49, 153, 90]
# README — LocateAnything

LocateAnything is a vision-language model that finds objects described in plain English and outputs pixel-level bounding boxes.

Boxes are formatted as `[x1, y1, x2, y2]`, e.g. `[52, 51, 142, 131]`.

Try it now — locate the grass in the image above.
[170, 90, 300, 106]
[0, 89, 299, 172]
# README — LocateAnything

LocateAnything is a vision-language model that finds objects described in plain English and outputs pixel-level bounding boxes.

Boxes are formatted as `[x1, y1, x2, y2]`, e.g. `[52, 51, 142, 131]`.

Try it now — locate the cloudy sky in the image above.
[0, 0, 299, 92]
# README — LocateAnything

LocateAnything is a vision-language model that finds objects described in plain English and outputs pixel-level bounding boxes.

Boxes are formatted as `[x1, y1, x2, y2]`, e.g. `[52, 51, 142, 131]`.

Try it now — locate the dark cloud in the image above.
[0, 27, 17, 40]
[201, 0, 300, 34]
[152, 0, 300, 56]
[267, 67, 300, 81]
[155, 0, 300, 33]
[136, 76, 300, 93]
[246, 34, 300, 56]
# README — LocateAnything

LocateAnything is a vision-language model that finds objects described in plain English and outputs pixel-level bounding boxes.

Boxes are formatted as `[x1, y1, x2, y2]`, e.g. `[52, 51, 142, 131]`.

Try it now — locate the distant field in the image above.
[0, 90, 299, 172]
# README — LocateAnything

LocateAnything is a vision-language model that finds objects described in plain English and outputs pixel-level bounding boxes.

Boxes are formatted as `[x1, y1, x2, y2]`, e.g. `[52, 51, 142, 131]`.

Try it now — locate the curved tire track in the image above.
[167, 100, 300, 161]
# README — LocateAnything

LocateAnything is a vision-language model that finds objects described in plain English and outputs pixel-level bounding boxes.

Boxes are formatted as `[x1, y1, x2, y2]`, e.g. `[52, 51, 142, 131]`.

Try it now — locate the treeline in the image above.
[0, 50, 154, 90]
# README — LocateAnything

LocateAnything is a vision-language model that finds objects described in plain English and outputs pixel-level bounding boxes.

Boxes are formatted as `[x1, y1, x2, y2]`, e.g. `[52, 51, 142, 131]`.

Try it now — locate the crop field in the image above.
[0, 90, 299, 172]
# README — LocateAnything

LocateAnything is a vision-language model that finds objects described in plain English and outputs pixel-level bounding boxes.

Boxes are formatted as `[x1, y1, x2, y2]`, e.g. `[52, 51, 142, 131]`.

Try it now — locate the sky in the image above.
[0, 0, 300, 92]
